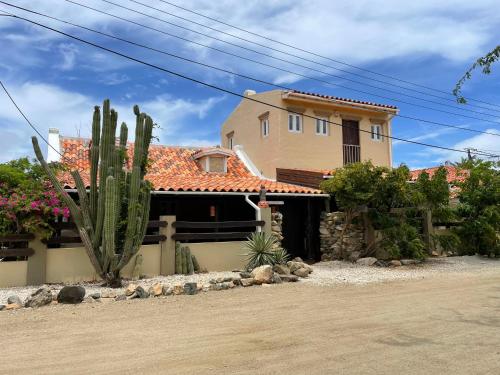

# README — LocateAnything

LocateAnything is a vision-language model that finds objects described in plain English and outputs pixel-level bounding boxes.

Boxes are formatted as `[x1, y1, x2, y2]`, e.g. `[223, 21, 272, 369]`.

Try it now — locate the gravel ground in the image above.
[305, 255, 500, 286]
[2, 255, 499, 304]
[0, 271, 239, 305]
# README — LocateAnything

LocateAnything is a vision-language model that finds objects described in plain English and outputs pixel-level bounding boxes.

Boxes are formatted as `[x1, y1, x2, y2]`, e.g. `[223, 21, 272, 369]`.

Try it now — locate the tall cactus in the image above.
[32, 99, 153, 286]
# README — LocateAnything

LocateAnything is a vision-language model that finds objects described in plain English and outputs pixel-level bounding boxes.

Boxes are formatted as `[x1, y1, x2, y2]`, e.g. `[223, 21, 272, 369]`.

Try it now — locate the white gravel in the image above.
[0, 271, 239, 305]
[304, 255, 500, 286]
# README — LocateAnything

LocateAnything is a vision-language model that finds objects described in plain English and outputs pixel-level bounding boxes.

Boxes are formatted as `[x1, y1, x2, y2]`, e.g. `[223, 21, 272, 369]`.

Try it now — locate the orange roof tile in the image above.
[288, 90, 398, 110]
[409, 165, 468, 184]
[58, 137, 323, 195]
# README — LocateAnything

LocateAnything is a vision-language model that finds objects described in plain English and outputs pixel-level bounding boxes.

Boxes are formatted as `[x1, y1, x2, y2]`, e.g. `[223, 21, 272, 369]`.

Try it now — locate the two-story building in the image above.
[221, 89, 398, 183]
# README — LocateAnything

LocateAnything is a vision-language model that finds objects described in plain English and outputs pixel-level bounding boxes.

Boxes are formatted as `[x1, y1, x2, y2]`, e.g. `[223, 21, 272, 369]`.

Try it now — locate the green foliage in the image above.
[322, 161, 452, 259]
[32, 99, 154, 285]
[453, 159, 500, 256]
[243, 232, 289, 270]
[453, 45, 500, 103]
[0, 158, 68, 238]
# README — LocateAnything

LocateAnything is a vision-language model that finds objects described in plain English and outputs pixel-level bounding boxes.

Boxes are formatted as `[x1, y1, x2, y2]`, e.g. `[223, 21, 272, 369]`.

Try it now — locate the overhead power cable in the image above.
[4, 2, 499, 138]
[105, 0, 500, 119]
[2, 9, 499, 159]
[156, 0, 500, 111]
[69, 0, 500, 124]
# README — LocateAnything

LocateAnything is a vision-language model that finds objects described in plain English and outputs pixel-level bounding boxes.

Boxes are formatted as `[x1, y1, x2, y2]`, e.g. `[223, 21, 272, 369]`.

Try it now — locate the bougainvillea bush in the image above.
[0, 158, 68, 239]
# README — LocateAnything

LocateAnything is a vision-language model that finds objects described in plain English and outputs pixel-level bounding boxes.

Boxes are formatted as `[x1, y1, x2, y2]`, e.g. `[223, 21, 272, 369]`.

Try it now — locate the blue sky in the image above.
[0, 0, 499, 169]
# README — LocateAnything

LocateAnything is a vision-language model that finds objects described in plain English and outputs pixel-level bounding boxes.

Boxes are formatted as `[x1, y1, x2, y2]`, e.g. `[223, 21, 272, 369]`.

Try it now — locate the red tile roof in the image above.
[409, 165, 468, 184]
[58, 137, 323, 194]
[288, 90, 398, 110]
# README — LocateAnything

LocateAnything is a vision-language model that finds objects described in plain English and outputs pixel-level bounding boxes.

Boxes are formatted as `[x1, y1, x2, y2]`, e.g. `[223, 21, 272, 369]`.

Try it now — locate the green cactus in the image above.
[191, 254, 200, 273]
[186, 247, 194, 275]
[32, 99, 153, 286]
[175, 242, 182, 274]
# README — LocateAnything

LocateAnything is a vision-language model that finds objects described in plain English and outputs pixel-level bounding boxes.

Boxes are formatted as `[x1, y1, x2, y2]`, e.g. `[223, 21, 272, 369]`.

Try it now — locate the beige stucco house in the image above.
[221, 89, 398, 180]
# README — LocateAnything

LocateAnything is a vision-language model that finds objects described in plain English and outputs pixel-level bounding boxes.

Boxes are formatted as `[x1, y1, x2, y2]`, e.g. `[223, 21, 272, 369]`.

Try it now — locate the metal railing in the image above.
[343, 144, 360, 165]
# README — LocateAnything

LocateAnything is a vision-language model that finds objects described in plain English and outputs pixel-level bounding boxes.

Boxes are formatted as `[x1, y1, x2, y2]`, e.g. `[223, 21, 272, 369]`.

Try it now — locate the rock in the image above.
[293, 268, 310, 278]
[135, 286, 149, 299]
[0, 305, 5, 311]
[251, 265, 274, 284]
[240, 278, 255, 287]
[219, 282, 231, 290]
[292, 257, 304, 262]
[349, 251, 361, 262]
[57, 286, 86, 304]
[401, 259, 420, 265]
[210, 283, 223, 291]
[232, 278, 242, 286]
[389, 260, 402, 267]
[356, 257, 378, 266]
[149, 283, 163, 297]
[431, 251, 439, 257]
[125, 283, 137, 296]
[222, 277, 234, 282]
[173, 285, 184, 295]
[287, 261, 313, 274]
[239, 271, 252, 279]
[183, 282, 198, 295]
[84, 296, 101, 304]
[5, 303, 21, 310]
[100, 290, 117, 299]
[162, 285, 174, 296]
[273, 264, 290, 275]
[25, 287, 52, 308]
[208, 278, 217, 284]
[280, 274, 299, 282]
[89, 293, 101, 300]
[7, 295, 22, 306]
[375, 260, 389, 267]
[115, 294, 127, 301]
[271, 274, 283, 284]
[319, 227, 330, 235]
[215, 277, 225, 283]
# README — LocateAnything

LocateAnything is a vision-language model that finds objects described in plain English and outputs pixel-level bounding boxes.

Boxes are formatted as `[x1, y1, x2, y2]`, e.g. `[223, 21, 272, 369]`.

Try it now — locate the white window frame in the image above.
[288, 113, 302, 133]
[261, 118, 269, 137]
[315, 117, 329, 136]
[371, 124, 382, 141]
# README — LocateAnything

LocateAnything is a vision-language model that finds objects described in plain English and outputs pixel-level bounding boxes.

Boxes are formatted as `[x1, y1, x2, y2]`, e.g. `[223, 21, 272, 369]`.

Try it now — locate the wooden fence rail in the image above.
[171, 220, 264, 241]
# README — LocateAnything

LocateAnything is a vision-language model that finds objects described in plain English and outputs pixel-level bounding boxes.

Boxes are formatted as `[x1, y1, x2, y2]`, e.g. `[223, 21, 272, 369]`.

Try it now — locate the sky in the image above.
[0, 0, 499, 169]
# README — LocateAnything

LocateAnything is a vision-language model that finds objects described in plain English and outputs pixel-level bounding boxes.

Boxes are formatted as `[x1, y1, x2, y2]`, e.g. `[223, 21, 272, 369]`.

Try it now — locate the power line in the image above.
[5, 2, 500, 139]
[78, 0, 500, 124]
[3, 10, 499, 159]
[125, 0, 500, 118]
[0, 80, 67, 161]
[157, 0, 500, 111]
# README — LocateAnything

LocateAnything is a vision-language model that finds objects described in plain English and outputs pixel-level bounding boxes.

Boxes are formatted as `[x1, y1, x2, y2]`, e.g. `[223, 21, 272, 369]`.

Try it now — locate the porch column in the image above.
[26, 234, 47, 285]
[260, 206, 272, 236]
[160, 215, 176, 276]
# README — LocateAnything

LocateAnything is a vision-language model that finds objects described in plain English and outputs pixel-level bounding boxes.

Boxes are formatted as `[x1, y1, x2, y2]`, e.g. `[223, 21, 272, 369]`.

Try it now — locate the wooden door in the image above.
[342, 119, 360, 145]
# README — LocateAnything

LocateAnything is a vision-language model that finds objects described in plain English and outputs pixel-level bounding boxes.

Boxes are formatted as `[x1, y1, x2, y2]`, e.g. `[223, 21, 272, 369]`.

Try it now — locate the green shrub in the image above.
[243, 232, 289, 270]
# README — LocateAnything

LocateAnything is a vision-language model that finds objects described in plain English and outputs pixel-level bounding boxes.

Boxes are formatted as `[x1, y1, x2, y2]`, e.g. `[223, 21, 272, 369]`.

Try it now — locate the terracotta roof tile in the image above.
[409, 165, 468, 184]
[289, 90, 398, 110]
[58, 137, 323, 195]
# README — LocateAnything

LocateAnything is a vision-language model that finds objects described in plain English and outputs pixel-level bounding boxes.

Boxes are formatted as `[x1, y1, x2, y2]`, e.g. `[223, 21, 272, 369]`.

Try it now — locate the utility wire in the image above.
[5, 2, 500, 138]
[104, 0, 500, 120]
[72, 0, 500, 124]
[157, 0, 500, 111]
[3, 10, 499, 159]
[0, 80, 68, 162]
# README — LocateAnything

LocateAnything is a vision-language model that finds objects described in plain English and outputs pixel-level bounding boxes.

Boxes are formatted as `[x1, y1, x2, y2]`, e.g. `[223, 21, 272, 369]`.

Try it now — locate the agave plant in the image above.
[243, 232, 289, 270]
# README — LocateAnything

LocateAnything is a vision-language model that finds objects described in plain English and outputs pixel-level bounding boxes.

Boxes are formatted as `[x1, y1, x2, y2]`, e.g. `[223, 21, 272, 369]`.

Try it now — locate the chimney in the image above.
[243, 89, 256, 97]
[47, 128, 61, 163]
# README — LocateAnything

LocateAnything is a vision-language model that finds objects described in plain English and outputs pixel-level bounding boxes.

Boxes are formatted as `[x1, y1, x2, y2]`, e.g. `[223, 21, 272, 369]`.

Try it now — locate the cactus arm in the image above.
[70, 170, 95, 243]
[89, 106, 100, 226]
[102, 176, 116, 273]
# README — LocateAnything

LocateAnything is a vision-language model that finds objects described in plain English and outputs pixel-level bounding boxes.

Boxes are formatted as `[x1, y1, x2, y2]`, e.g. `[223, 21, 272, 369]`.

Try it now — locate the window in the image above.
[261, 118, 269, 137]
[371, 124, 382, 141]
[227, 134, 234, 149]
[288, 113, 302, 133]
[316, 117, 329, 136]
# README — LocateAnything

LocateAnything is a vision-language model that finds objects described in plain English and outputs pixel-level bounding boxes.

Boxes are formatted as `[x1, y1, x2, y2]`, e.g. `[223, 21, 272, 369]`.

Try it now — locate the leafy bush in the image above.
[453, 159, 500, 256]
[0, 158, 67, 238]
[243, 232, 289, 270]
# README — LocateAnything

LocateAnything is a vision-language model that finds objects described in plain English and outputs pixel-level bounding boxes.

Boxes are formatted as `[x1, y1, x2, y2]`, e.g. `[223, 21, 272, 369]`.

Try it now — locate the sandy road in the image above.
[1, 271, 500, 374]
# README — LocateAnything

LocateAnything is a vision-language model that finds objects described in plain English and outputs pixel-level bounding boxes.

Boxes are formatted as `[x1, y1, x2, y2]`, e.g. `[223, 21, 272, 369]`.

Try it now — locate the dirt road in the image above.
[1, 272, 500, 374]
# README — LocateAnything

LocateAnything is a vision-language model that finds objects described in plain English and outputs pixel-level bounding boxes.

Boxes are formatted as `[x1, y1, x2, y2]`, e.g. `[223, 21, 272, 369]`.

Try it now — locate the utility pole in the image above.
[464, 148, 477, 161]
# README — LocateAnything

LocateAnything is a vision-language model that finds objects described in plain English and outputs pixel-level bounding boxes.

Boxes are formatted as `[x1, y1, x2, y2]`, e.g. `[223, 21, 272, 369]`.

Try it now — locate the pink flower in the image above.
[30, 201, 40, 209]
[52, 207, 60, 216]
[62, 207, 70, 218]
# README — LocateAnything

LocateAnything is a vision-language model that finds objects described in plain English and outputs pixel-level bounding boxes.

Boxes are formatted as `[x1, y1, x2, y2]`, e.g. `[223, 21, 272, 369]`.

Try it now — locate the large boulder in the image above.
[287, 261, 313, 274]
[149, 283, 163, 297]
[293, 268, 310, 278]
[389, 260, 402, 267]
[25, 287, 52, 308]
[251, 265, 274, 284]
[356, 257, 378, 267]
[183, 282, 198, 295]
[125, 283, 137, 296]
[57, 286, 86, 304]
[240, 278, 255, 287]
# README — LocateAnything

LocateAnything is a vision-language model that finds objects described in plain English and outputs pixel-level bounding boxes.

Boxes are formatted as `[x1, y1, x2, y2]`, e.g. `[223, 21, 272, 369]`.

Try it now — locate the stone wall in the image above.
[319, 211, 365, 261]
[271, 211, 283, 247]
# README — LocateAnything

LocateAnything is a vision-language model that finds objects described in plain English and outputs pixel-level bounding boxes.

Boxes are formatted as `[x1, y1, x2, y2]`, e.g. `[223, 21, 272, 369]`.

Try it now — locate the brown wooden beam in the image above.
[172, 232, 252, 241]
[172, 221, 264, 229]
[0, 248, 34, 257]
[0, 233, 35, 242]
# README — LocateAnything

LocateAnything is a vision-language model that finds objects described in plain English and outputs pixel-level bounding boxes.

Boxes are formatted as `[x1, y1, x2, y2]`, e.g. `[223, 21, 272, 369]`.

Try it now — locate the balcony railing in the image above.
[343, 144, 360, 165]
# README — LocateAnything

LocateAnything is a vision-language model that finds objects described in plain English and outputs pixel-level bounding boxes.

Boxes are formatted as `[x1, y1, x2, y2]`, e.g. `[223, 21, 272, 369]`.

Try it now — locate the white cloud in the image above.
[0, 81, 224, 162]
[56, 43, 78, 71]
